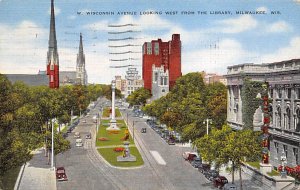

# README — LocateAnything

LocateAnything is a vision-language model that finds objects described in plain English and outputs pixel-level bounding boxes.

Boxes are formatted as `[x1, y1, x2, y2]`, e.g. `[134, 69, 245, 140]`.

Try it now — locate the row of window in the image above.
[270, 88, 300, 99]
[274, 142, 299, 164]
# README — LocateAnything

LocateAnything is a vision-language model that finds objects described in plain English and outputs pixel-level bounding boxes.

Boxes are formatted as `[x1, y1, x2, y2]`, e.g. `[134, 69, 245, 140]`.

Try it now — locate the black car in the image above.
[198, 163, 211, 173]
[191, 157, 202, 168]
[204, 169, 219, 181]
[141, 128, 147, 133]
[66, 128, 72, 133]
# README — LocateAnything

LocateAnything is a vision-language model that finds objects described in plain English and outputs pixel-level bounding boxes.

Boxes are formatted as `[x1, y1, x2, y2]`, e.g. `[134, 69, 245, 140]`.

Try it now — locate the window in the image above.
[285, 108, 291, 130]
[287, 88, 291, 99]
[160, 77, 163, 85]
[155, 72, 158, 82]
[154, 42, 159, 55]
[293, 148, 298, 164]
[277, 89, 282, 98]
[269, 89, 274, 99]
[297, 88, 300, 99]
[274, 142, 279, 154]
[283, 145, 288, 157]
[147, 42, 152, 54]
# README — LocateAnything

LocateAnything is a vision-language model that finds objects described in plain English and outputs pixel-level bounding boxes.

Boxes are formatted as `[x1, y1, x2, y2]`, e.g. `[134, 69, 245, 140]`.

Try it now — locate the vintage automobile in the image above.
[74, 132, 80, 138]
[75, 139, 83, 147]
[213, 176, 228, 189]
[141, 128, 147, 133]
[222, 183, 237, 190]
[56, 167, 68, 181]
[182, 152, 199, 161]
[85, 133, 91, 139]
[198, 163, 211, 173]
[204, 169, 219, 181]
[191, 157, 202, 168]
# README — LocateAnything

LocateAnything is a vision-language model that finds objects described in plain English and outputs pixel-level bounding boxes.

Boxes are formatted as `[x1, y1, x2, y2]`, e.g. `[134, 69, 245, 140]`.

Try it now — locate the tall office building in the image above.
[142, 34, 181, 92]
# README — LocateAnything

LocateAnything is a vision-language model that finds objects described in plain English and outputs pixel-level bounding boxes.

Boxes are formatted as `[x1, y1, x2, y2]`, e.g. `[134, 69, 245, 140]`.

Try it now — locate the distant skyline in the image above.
[0, 0, 300, 84]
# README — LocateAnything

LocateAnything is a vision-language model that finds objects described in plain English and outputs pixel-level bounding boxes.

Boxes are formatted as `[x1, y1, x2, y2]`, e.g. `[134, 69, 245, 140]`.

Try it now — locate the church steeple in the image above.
[76, 33, 88, 85]
[46, 0, 59, 88]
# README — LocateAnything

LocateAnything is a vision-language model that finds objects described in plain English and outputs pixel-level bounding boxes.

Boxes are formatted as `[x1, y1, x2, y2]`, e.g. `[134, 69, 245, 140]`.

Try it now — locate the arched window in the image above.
[286, 107, 291, 130]
[296, 108, 300, 132]
[277, 107, 281, 128]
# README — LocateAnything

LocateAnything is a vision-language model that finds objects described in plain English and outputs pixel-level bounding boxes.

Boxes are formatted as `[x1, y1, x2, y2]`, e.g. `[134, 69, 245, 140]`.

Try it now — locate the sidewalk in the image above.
[16, 148, 56, 190]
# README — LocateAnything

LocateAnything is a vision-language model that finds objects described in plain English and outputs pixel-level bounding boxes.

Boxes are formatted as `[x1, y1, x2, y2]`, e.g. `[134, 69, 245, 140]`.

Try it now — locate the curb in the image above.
[13, 163, 26, 190]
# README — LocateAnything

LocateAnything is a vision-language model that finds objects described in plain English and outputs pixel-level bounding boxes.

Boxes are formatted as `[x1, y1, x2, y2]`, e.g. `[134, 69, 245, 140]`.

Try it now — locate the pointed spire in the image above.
[79, 33, 83, 54]
[48, 0, 58, 65]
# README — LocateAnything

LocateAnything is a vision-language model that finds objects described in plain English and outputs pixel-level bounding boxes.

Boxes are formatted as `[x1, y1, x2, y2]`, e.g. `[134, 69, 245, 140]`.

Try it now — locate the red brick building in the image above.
[142, 34, 181, 92]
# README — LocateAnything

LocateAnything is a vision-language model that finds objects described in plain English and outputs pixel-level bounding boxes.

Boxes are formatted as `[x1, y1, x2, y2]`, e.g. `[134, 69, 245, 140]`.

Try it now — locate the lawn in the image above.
[247, 161, 260, 170]
[267, 170, 280, 176]
[98, 147, 144, 167]
[96, 119, 134, 147]
[0, 166, 21, 190]
[102, 107, 122, 118]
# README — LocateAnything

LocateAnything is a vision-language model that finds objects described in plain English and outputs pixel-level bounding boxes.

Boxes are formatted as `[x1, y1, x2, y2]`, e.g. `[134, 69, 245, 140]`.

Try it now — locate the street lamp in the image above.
[203, 119, 212, 135]
[51, 119, 54, 169]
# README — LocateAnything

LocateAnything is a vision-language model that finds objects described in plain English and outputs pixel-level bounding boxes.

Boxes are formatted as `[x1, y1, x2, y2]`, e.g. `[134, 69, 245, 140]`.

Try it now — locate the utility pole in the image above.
[51, 119, 54, 168]
[203, 119, 212, 135]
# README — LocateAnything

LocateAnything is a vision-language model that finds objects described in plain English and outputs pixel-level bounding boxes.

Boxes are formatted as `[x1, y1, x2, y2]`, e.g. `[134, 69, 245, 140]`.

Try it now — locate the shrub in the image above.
[98, 137, 109, 141]
[113, 147, 124, 152]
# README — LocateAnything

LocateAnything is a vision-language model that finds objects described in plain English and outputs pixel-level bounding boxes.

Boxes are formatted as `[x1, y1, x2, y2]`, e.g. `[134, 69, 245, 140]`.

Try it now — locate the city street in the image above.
[56, 99, 266, 190]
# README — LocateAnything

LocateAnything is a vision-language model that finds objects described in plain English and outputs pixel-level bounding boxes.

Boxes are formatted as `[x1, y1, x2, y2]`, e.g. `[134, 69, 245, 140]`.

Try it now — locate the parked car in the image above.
[191, 157, 202, 168]
[67, 128, 72, 133]
[82, 119, 86, 123]
[187, 153, 199, 162]
[167, 137, 175, 145]
[74, 132, 80, 138]
[213, 176, 228, 189]
[204, 169, 219, 181]
[141, 128, 147, 133]
[85, 133, 91, 139]
[223, 183, 237, 190]
[75, 139, 83, 147]
[198, 163, 211, 173]
[56, 167, 68, 181]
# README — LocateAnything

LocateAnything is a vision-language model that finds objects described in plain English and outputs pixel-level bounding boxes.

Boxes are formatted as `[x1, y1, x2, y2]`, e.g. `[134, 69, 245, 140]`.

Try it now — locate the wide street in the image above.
[56, 98, 215, 190]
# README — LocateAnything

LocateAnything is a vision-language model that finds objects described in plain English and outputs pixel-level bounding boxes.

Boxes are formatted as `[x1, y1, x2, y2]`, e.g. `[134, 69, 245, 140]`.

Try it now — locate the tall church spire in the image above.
[46, 0, 59, 88]
[76, 33, 88, 85]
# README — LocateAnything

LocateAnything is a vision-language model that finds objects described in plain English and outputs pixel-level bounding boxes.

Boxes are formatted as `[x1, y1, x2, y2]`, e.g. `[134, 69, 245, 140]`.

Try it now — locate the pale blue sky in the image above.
[0, 0, 300, 84]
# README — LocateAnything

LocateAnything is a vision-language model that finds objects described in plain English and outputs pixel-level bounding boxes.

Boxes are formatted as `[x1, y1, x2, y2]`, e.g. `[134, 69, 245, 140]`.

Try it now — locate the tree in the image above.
[126, 88, 151, 106]
[195, 125, 261, 189]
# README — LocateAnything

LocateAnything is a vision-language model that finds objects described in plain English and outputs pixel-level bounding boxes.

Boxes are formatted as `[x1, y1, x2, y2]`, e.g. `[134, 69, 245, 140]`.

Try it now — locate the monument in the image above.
[117, 141, 136, 162]
[107, 80, 120, 131]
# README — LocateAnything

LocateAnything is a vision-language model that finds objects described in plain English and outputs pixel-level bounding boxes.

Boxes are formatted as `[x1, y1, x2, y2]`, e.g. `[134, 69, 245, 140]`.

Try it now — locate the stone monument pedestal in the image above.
[259, 163, 272, 175]
[117, 141, 136, 162]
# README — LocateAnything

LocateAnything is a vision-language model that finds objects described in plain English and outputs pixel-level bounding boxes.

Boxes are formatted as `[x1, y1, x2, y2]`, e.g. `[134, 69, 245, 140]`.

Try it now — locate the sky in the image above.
[0, 0, 300, 84]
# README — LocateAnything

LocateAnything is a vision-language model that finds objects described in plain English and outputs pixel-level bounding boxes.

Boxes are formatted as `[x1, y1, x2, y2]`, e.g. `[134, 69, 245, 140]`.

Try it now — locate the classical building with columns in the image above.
[225, 59, 300, 168]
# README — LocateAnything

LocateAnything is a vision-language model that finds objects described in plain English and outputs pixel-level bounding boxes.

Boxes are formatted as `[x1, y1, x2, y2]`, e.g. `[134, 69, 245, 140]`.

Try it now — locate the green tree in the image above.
[126, 88, 151, 106]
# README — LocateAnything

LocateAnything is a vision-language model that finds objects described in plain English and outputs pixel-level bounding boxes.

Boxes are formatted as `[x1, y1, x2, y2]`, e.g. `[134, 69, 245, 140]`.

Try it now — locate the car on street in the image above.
[191, 157, 202, 168]
[74, 132, 80, 138]
[167, 137, 175, 145]
[85, 133, 91, 139]
[82, 119, 86, 123]
[198, 163, 211, 173]
[141, 128, 147, 133]
[213, 176, 228, 189]
[187, 153, 199, 162]
[204, 169, 219, 181]
[222, 183, 237, 190]
[62, 133, 68, 138]
[56, 167, 68, 181]
[75, 139, 83, 147]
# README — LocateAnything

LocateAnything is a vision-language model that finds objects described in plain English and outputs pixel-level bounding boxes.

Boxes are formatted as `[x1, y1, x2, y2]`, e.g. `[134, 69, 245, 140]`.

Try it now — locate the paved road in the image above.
[57, 99, 266, 190]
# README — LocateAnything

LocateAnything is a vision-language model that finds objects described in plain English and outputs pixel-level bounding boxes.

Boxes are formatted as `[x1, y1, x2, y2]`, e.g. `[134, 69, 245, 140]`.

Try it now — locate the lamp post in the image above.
[51, 119, 54, 168]
[203, 119, 212, 135]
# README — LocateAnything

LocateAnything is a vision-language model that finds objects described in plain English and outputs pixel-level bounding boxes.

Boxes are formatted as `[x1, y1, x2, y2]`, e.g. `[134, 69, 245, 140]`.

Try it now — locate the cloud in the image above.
[182, 39, 254, 74]
[216, 15, 258, 33]
[261, 36, 300, 63]
[265, 21, 292, 33]
[0, 21, 48, 74]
